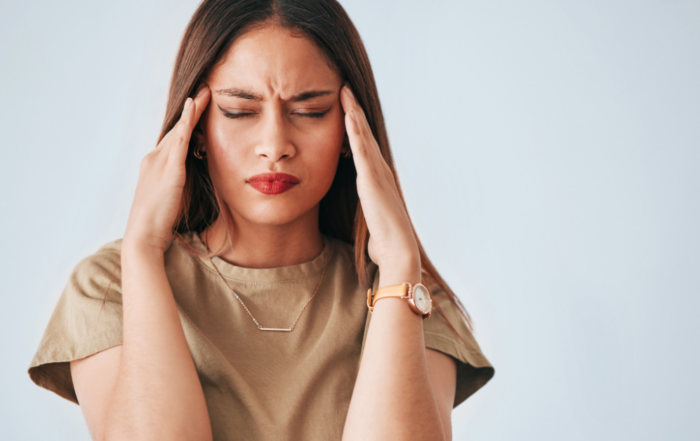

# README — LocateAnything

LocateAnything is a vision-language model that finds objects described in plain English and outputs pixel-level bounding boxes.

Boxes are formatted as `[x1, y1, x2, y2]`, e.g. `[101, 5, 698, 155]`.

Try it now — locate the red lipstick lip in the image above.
[247, 173, 300, 195]
[248, 173, 300, 183]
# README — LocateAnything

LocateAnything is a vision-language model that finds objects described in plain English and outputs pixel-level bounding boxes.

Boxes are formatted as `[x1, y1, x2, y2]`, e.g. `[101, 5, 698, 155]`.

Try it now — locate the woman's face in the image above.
[199, 24, 346, 228]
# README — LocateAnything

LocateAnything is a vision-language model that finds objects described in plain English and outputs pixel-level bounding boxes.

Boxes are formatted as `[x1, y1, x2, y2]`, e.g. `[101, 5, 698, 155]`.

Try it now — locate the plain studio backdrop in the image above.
[1, 1, 698, 439]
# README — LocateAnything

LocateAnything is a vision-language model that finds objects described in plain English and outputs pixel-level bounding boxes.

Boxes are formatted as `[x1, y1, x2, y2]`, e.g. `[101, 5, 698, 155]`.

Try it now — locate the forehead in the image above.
[208, 24, 341, 96]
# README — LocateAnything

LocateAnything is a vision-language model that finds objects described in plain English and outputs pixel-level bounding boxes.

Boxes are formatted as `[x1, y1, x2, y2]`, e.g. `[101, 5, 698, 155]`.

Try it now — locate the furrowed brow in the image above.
[290, 90, 333, 102]
[213, 88, 334, 102]
[214, 88, 262, 101]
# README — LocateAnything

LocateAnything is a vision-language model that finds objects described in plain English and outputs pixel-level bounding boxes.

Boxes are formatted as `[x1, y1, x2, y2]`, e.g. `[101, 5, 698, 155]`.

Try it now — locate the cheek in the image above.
[202, 115, 250, 181]
[300, 117, 345, 187]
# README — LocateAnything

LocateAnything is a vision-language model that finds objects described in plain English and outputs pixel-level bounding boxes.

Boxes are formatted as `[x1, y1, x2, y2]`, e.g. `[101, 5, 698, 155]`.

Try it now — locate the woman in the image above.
[28, 1, 494, 440]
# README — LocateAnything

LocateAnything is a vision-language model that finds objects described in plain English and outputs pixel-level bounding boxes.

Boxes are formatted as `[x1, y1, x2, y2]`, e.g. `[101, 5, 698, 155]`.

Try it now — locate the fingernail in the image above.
[349, 111, 357, 122]
[183, 98, 192, 110]
[344, 87, 354, 99]
[196, 84, 208, 97]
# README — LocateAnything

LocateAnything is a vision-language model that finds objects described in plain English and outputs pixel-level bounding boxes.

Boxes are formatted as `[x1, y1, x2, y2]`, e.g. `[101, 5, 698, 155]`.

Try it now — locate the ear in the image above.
[192, 123, 206, 153]
[340, 133, 351, 157]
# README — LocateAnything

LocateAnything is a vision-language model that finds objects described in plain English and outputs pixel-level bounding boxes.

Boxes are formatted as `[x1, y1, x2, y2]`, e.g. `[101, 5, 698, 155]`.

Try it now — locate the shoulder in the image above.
[28, 238, 125, 404]
[67, 239, 123, 301]
[81, 238, 122, 265]
[71, 234, 202, 295]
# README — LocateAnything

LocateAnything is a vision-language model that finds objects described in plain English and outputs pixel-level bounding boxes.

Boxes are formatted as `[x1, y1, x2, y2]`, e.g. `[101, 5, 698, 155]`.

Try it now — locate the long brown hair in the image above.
[160, 0, 473, 331]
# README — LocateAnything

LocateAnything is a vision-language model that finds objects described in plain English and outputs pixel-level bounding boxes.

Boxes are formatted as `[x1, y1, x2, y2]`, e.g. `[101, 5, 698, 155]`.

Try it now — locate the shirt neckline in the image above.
[186, 231, 334, 283]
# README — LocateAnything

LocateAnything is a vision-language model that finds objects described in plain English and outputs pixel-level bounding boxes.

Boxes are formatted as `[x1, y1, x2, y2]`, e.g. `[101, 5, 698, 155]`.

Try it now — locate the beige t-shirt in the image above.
[28, 232, 494, 440]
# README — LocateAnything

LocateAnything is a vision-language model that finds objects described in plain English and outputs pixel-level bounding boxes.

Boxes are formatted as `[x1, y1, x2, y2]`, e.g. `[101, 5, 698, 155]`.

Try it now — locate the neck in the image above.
[201, 205, 324, 269]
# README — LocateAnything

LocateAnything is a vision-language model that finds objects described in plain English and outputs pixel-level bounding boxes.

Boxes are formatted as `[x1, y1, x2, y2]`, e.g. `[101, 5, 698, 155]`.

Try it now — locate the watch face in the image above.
[412, 285, 432, 314]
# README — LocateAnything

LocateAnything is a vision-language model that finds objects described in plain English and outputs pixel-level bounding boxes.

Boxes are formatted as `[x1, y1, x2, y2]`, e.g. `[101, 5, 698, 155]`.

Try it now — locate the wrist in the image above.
[377, 257, 421, 289]
[122, 236, 168, 262]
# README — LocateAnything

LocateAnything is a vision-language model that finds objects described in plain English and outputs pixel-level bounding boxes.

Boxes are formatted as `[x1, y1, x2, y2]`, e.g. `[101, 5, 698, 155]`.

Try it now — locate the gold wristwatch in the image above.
[367, 282, 432, 318]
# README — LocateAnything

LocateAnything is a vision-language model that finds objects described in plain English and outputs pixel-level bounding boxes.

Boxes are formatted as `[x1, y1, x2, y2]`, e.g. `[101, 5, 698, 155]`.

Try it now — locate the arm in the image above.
[427, 348, 459, 441]
[342, 271, 456, 441]
[70, 86, 213, 441]
[104, 245, 212, 441]
[71, 346, 122, 441]
[339, 87, 457, 440]
[71, 249, 211, 441]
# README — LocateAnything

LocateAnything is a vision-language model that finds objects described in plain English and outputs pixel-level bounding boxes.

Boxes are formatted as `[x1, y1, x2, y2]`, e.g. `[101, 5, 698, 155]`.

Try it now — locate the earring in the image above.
[194, 145, 206, 159]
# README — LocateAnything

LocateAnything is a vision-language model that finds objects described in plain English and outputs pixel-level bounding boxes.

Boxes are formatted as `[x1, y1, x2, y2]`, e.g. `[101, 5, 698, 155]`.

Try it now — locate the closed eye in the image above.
[218, 106, 331, 119]
[295, 108, 331, 119]
[219, 106, 256, 119]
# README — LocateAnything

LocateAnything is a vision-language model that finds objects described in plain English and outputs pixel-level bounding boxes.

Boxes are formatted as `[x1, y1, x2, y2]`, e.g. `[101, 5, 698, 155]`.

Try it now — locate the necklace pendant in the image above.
[208, 249, 328, 334]
[258, 327, 293, 332]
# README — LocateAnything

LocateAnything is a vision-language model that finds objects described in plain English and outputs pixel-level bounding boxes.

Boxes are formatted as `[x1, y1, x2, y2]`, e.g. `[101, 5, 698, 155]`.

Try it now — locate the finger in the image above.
[159, 97, 194, 158]
[341, 87, 388, 179]
[170, 85, 211, 164]
[341, 87, 376, 179]
[175, 84, 210, 141]
[344, 109, 374, 179]
[190, 84, 211, 128]
[341, 87, 385, 163]
[154, 95, 192, 156]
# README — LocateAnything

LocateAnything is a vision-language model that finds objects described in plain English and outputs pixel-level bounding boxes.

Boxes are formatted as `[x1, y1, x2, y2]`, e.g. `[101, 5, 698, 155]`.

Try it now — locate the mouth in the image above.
[247, 172, 300, 195]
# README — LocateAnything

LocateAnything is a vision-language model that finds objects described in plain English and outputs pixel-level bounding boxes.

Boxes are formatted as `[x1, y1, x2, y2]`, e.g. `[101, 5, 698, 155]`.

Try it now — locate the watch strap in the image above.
[366, 283, 410, 312]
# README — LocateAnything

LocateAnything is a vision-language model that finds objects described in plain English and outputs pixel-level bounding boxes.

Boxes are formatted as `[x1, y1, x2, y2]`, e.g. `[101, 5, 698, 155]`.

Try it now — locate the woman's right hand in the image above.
[123, 84, 211, 254]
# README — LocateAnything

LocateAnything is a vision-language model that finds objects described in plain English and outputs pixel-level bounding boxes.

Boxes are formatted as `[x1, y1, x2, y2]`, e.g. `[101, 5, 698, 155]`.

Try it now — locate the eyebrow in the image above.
[214, 88, 333, 102]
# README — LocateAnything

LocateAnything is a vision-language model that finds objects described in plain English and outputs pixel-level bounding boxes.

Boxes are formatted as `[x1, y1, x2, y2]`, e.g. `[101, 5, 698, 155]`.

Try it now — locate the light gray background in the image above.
[2, 0, 698, 439]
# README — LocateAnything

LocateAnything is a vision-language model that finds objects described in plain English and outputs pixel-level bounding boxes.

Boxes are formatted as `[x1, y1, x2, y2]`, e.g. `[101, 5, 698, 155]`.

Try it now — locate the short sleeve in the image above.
[364, 266, 495, 408]
[28, 239, 124, 404]
[421, 273, 495, 407]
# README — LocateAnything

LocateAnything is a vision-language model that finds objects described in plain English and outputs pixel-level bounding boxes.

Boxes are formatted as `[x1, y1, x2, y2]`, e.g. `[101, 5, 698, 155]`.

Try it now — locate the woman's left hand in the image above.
[340, 86, 421, 283]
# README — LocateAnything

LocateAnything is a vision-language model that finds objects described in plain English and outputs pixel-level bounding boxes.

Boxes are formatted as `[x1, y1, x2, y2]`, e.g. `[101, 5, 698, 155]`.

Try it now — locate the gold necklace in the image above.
[208, 247, 328, 332]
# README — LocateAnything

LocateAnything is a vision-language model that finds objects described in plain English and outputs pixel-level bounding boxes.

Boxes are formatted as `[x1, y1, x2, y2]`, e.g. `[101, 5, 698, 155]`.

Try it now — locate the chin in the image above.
[233, 197, 317, 227]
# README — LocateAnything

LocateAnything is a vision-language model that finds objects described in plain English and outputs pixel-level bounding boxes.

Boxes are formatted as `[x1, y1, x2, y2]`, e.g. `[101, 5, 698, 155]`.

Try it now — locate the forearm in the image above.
[104, 243, 212, 441]
[342, 261, 445, 441]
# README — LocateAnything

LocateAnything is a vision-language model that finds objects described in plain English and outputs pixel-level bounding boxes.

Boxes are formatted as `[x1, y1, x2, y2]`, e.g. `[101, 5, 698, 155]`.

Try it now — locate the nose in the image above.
[254, 110, 296, 163]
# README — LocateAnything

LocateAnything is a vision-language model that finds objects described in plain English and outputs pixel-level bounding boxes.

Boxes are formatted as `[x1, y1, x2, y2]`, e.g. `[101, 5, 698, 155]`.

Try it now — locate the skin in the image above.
[70, 24, 457, 441]
[194, 24, 347, 268]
